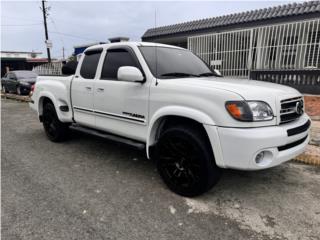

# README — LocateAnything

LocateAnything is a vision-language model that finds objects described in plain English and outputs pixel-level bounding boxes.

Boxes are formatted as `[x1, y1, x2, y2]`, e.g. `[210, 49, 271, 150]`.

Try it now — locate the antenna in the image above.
[155, 8, 159, 86]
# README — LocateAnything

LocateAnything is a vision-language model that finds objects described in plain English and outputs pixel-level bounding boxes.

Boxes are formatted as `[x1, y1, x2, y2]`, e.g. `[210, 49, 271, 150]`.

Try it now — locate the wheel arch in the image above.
[38, 93, 56, 118]
[146, 106, 216, 158]
[37, 90, 73, 123]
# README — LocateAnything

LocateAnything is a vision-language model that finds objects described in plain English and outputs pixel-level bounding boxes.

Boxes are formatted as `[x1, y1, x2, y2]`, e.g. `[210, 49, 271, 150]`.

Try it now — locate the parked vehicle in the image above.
[1, 70, 37, 95]
[30, 42, 311, 196]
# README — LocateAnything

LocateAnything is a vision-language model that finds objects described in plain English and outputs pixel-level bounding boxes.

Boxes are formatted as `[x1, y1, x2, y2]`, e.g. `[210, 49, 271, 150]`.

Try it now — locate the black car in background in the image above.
[1, 71, 37, 95]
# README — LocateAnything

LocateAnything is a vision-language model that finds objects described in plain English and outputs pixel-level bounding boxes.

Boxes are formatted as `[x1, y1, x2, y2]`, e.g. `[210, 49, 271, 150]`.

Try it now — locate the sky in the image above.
[1, 0, 299, 59]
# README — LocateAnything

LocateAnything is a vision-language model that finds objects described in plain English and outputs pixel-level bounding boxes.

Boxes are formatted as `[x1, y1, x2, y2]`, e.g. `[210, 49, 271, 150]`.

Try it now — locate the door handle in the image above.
[97, 88, 104, 92]
[85, 86, 92, 90]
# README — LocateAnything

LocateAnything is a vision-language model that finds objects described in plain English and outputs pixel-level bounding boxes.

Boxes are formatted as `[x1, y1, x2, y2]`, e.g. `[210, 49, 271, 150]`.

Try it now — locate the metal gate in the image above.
[188, 18, 320, 79]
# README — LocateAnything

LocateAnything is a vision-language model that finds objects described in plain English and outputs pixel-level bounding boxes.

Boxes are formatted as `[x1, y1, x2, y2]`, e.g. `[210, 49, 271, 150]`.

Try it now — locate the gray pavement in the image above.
[1, 99, 320, 240]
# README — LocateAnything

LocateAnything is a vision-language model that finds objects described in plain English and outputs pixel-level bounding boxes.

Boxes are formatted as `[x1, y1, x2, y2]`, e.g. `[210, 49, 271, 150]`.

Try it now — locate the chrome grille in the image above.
[280, 97, 304, 124]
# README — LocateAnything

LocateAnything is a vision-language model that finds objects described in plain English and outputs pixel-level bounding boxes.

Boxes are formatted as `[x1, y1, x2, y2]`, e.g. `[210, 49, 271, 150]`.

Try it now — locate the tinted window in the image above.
[80, 51, 101, 79]
[101, 49, 139, 80]
[139, 46, 215, 79]
[7, 73, 16, 80]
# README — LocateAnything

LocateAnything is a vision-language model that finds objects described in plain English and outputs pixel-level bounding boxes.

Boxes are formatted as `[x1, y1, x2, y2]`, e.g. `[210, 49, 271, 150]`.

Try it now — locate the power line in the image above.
[1, 15, 42, 22]
[49, 31, 100, 42]
[1, 23, 43, 26]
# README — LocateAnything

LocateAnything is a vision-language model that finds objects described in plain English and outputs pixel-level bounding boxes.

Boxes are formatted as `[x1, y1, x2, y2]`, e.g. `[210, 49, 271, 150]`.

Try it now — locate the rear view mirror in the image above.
[117, 66, 144, 82]
[62, 61, 78, 75]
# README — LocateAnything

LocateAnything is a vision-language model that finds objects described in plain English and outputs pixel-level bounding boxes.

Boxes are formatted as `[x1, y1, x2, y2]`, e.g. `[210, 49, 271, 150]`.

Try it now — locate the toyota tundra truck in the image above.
[30, 42, 311, 196]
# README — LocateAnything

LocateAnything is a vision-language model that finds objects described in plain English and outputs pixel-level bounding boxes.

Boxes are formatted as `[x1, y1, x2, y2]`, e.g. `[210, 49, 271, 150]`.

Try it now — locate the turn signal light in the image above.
[226, 103, 242, 119]
[30, 84, 35, 96]
[225, 101, 253, 121]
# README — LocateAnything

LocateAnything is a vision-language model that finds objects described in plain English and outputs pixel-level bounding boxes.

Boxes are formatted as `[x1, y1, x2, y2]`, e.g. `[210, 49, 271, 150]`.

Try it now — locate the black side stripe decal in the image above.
[73, 107, 145, 123]
[73, 106, 94, 113]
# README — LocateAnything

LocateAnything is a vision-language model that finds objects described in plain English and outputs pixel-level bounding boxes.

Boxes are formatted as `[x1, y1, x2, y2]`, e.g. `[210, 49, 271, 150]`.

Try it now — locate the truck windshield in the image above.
[139, 46, 218, 79]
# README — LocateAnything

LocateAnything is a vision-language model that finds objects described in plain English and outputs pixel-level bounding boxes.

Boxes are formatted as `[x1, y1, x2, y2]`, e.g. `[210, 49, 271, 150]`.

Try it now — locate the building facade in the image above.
[0, 51, 47, 77]
[142, 1, 320, 94]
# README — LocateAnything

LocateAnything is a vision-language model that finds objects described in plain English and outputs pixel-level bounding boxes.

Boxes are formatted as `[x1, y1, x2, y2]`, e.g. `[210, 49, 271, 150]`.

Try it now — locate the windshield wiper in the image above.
[160, 72, 198, 78]
[198, 72, 215, 77]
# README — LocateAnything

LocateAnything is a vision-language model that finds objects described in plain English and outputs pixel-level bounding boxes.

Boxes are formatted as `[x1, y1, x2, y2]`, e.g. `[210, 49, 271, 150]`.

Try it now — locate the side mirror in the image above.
[213, 69, 222, 77]
[117, 66, 144, 82]
[62, 61, 78, 75]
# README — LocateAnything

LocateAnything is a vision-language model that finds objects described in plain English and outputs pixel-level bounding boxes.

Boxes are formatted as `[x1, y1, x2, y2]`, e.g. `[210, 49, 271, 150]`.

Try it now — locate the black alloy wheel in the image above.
[155, 124, 221, 197]
[43, 103, 69, 142]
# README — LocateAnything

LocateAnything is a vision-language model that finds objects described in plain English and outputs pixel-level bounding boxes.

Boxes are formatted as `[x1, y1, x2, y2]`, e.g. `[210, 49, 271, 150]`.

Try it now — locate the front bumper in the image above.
[19, 85, 32, 94]
[204, 114, 310, 170]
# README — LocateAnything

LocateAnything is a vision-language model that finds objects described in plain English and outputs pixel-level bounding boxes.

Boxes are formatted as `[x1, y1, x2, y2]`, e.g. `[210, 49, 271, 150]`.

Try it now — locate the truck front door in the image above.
[71, 49, 102, 128]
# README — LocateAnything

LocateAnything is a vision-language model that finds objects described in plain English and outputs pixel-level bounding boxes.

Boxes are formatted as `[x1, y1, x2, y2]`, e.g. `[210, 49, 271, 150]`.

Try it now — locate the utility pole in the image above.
[41, 0, 51, 63]
[62, 47, 65, 60]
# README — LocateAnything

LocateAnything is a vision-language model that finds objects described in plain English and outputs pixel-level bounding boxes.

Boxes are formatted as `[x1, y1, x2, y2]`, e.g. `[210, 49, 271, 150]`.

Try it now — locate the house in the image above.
[142, 1, 320, 94]
[1, 51, 48, 77]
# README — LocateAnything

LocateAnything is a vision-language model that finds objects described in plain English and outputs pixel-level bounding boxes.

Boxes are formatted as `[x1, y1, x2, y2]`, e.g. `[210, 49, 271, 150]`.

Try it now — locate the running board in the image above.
[70, 125, 145, 150]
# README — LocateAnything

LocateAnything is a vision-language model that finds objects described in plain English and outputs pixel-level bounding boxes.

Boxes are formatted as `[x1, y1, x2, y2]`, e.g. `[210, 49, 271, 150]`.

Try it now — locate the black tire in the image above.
[42, 102, 69, 142]
[155, 124, 221, 197]
[2, 85, 8, 93]
[16, 86, 21, 95]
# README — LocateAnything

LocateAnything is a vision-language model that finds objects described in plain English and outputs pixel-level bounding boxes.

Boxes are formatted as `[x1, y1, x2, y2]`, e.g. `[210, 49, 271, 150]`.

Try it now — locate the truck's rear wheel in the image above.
[155, 124, 221, 197]
[43, 102, 69, 142]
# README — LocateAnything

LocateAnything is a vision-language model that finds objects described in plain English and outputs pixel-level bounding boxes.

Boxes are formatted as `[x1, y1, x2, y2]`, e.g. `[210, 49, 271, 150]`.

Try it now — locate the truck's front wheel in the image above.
[43, 102, 69, 142]
[155, 124, 221, 197]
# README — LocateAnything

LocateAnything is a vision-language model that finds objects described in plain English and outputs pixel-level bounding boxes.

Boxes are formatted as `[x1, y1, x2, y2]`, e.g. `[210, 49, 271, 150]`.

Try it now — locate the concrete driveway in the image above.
[2, 99, 320, 240]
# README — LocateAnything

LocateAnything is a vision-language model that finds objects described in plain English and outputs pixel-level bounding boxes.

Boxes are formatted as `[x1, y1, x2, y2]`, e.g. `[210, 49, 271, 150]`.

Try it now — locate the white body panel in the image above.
[71, 55, 96, 128]
[30, 41, 310, 171]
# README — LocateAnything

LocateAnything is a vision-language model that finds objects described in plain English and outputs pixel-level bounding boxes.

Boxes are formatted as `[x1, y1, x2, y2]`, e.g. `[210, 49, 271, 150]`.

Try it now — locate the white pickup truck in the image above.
[30, 42, 311, 196]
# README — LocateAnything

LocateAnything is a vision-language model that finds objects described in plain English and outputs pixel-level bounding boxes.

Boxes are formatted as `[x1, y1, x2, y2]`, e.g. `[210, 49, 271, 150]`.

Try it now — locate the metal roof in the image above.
[142, 1, 320, 39]
[0, 51, 42, 54]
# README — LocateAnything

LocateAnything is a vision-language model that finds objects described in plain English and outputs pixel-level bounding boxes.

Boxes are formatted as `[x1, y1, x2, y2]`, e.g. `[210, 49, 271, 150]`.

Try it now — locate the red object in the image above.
[30, 84, 35, 96]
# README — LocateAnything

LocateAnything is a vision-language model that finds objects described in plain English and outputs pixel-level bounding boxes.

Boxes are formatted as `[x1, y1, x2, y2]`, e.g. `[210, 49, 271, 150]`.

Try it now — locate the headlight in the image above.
[247, 101, 273, 121]
[225, 101, 273, 122]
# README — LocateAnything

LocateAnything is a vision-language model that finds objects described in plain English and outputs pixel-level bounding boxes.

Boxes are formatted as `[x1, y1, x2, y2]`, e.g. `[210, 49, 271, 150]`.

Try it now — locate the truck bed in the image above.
[31, 75, 74, 122]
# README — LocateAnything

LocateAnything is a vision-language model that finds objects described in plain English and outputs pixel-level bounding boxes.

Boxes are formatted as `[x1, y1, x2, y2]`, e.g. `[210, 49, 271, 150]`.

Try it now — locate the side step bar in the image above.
[70, 124, 145, 150]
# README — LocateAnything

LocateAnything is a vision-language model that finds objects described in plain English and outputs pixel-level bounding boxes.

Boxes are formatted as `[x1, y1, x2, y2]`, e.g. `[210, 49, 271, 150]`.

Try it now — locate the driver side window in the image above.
[100, 48, 141, 80]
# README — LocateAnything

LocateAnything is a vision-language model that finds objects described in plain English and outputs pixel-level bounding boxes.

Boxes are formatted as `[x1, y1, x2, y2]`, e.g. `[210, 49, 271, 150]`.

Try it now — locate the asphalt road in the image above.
[2, 99, 320, 240]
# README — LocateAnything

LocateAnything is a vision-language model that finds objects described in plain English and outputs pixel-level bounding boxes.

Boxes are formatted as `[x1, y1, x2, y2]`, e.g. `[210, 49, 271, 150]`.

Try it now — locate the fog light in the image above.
[255, 152, 265, 164]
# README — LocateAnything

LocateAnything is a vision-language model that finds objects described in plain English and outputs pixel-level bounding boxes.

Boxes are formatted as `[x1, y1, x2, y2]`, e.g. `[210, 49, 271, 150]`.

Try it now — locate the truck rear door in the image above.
[93, 46, 149, 141]
[71, 49, 102, 128]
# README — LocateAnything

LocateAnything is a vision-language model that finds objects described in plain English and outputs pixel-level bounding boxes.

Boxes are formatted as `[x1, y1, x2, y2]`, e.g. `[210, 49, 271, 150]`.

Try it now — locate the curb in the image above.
[1, 93, 31, 102]
[311, 116, 320, 121]
[294, 145, 320, 166]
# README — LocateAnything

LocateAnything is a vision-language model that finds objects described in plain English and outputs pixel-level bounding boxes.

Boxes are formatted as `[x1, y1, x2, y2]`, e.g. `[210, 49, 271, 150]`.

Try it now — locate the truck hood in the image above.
[164, 77, 302, 116]
[166, 77, 301, 100]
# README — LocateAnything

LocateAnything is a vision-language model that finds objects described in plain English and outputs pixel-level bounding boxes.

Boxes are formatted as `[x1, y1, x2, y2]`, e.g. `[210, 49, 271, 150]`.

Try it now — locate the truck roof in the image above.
[85, 41, 184, 52]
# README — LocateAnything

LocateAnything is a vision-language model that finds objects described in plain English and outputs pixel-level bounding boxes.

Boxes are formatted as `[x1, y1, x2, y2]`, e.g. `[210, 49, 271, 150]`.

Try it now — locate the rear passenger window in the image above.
[101, 49, 139, 80]
[80, 51, 101, 79]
